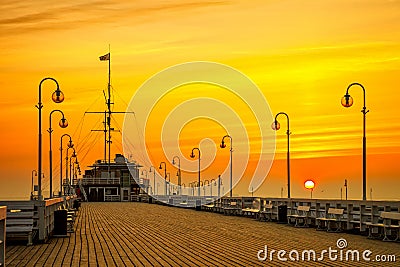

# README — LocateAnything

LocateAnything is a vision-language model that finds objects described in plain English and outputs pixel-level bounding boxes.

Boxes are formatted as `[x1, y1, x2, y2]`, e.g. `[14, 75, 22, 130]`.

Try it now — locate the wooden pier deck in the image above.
[5, 202, 399, 266]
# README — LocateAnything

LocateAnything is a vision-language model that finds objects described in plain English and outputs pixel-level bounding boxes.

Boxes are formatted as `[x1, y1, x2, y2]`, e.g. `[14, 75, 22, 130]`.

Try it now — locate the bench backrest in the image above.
[230, 201, 237, 206]
[7, 211, 34, 219]
[327, 208, 344, 215]
[297, 206, 310, 212]
[381, 211, 400, 220]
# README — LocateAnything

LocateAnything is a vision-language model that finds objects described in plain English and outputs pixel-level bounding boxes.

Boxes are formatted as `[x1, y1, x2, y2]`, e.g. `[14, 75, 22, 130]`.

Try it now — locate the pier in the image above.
[4, 202, 399, 266]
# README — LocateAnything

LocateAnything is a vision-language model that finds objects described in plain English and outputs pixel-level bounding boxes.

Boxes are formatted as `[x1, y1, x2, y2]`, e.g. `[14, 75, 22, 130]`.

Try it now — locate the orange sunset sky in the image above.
[1, 0, 400, 200]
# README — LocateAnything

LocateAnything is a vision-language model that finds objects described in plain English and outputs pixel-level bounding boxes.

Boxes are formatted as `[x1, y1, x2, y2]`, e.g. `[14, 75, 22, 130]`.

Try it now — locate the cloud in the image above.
[0, 1, 228, 36]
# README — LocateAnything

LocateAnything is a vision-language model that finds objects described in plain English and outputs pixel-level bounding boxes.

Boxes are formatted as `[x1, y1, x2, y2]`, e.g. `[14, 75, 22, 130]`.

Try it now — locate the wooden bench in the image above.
[316, 208, 344, 232]
[241, 200, 260, 219]
[6, 208, 36, 246]
[259, 203, 274, 221]
[241, 207, 260, 219]
[223, 201, 241, 216]
[366, 211, 400, 241]
[202, 198, 215, 212]
[287, 206, 310, 227]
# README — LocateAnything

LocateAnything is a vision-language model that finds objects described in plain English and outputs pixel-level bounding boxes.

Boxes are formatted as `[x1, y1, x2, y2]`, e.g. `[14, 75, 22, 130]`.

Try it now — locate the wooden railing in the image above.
[0, 206, 6, 266]
[0, 196, 77, 244]
[153, 196, 400, 233]
[105, 195, 120, 202]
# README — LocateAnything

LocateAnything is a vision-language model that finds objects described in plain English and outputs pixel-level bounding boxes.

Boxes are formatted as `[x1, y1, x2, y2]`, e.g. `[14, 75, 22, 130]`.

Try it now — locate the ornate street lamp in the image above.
[60, 134, 73, 196]
[48, 110, 68, 198]
[190, 148, 201, 196]
[159, 162, 167, 195]
[341, 82, 369, 201]
[37, 77, 64, 200]
[172, 156, 181, 195]
[220, 135, 233, 197]
[272, 112, 291, 198]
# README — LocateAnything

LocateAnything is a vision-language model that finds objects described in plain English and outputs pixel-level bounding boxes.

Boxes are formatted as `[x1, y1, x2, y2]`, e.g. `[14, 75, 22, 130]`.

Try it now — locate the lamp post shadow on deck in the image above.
[48, 110, 68, 198]
[220, 135, 233, 198]
[37, 77, 64, 200]
[341, 82, 369, 201]
[159, 162, 167, 196]
[272, 112, 291, 199]
[60, 134, 73, 196]
[190, 148, 201, 196]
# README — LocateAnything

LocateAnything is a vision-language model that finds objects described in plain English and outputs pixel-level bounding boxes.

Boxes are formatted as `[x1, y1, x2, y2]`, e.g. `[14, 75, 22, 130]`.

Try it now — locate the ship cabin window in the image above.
[105, 187, 118, 195]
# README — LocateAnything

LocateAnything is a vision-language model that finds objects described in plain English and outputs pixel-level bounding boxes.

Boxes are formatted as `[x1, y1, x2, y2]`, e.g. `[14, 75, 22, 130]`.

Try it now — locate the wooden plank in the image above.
[5, 202, 400, 266]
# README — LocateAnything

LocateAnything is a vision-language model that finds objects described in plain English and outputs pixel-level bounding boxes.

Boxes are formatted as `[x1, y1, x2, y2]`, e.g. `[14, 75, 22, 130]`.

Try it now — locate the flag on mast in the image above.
[99, 53, 110, 61]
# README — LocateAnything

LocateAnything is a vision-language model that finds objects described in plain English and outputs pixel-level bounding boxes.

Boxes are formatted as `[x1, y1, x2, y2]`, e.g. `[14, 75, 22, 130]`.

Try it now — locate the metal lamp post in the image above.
[341, 82, 369, 201]
[159, 162, 167, 195]
[220, 135, 233, 197]
[149, 166, 156, 196]
[210, 179, 216, 197]
[65, 146, 74, 194]
[272, 112, 291, 199]
[190, 148, 201, 196]
[172, 156, 181, 195]
[60, 134, 73, 196]
[166, 173, 171, 195]
[48, 110, 68, 198]
[218, 175, 222, 199]
[141, 170, 148, 193]
[66, 148, 76, 195]
[37, 77, 64, 200]
[204, 180, 210, 196]
[31, 170, 37, 199]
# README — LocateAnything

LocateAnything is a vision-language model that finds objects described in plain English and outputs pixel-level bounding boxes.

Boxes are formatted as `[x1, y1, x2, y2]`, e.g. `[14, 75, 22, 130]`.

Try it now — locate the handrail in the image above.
[0, 206, 5, 266]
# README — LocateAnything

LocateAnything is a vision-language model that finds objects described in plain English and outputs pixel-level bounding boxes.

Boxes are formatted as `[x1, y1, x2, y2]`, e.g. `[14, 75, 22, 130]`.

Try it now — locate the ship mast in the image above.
[106, 45, 112, 176]
[85, 47, 133, 178]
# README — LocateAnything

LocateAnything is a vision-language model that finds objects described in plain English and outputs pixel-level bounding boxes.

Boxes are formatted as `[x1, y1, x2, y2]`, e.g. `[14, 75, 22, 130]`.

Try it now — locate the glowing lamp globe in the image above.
[67, 141, 74, 148]
[52, 89, 64, 103]
[220, 141, 226, 148]
[304, 180, 315, 190]
[59, 118, 68, 128]
[341, 94, 353, 107]
[271, 121, 280, 131]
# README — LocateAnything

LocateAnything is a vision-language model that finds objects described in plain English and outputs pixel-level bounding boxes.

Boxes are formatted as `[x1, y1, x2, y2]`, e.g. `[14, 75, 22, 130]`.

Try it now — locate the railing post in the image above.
[0, 206, 6, 266]
[36, 200, 46, 241]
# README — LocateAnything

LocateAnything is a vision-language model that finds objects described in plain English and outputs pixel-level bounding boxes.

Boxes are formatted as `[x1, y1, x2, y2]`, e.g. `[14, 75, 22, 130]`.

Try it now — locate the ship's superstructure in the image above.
[80, 154, 149, 202]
